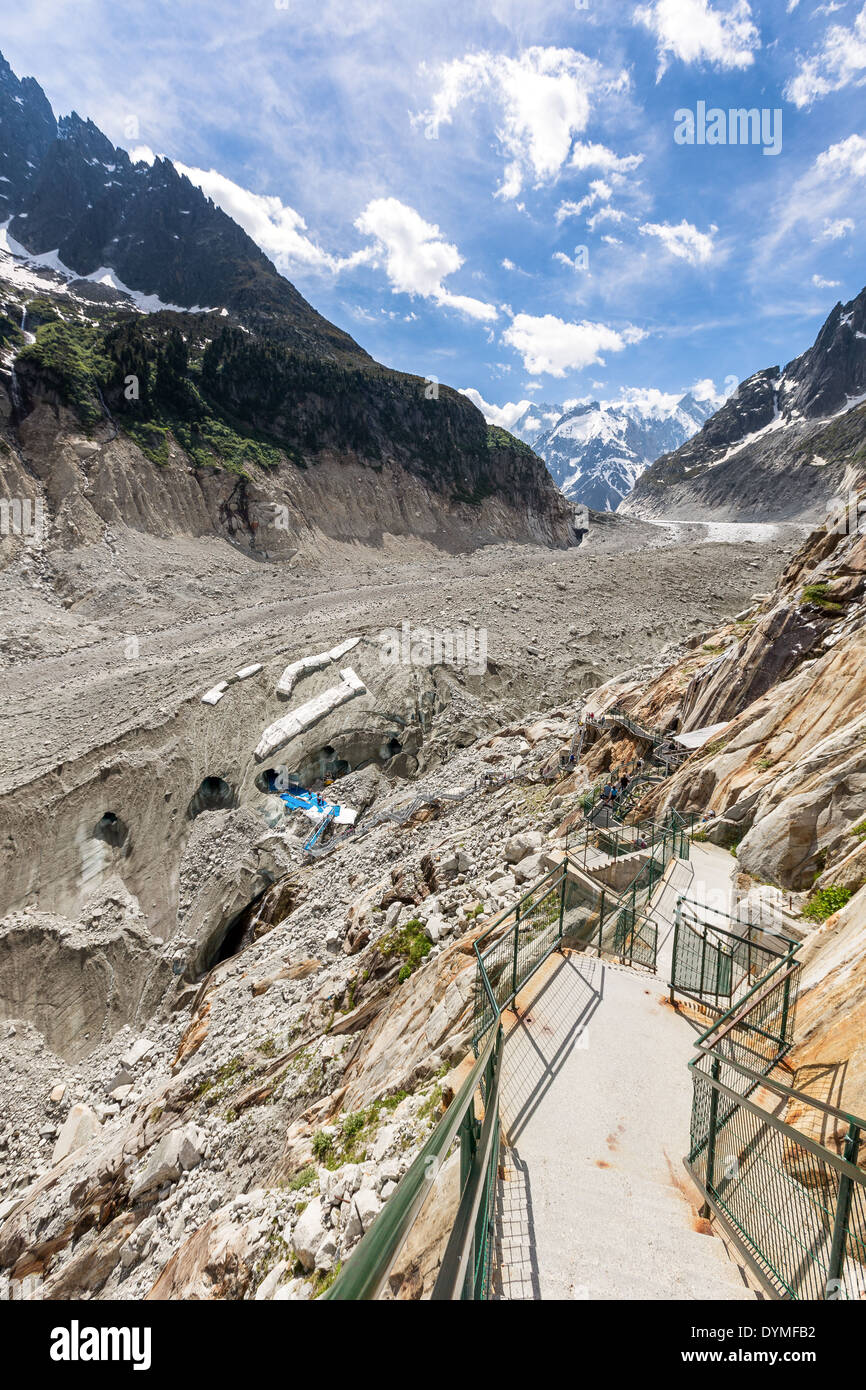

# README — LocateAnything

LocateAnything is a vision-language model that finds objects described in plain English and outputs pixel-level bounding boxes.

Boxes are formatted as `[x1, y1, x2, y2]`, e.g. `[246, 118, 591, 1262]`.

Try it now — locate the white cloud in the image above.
[755, 135, 866, 273]
[556, 179, 612, 223]
[569, 144, 644, 175]
[501, 258, 517, 270]
[587, 206, 628, 231]
[784, 3, 866, 108]
[634, 0, 760, 79]
[458, 389, 534, 430]
[812, 274, 841, 288]
[129, 145, 156, 166]
[175, 162, 370, 275]
[813, 132, 866, 181]
[502, 312, 645, 376]
[354, 198, 497, 321]
[818, 217, 855, 240]
[690, 376, 731, 403]
[413, 47, 635, 199]
[639, 218, 717, 264]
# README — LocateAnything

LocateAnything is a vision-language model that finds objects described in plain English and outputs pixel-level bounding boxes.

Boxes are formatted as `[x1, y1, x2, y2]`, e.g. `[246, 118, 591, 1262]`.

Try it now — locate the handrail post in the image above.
[670, 904, 680, 1003]
[825, 1123, 861, 1298]
[700, 1057, 722, 1219]
[598, 888, 605, 956]
[557, 867, 566, 949]
[699, 927, 707, 1001]
[511, 903, 520, 1009]
[780, 970, 792, 1050]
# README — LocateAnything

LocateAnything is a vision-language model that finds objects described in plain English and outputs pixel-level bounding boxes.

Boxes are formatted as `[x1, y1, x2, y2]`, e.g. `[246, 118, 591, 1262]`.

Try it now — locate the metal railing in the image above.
[677, 899, 866, 1299]
[471, 861, 570, 1047]
[323, 1018, 503, 1300]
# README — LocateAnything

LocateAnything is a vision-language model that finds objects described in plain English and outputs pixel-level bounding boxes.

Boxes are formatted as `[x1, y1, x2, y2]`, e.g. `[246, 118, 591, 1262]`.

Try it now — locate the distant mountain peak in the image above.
[499, 388, 721, 511]
[620, 284, 866, 523]
[0, 47, 367, 360]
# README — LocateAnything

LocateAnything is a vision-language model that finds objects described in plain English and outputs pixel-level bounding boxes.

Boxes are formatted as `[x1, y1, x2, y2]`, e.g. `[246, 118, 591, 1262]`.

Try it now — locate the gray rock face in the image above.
[622, 285, 866, 523]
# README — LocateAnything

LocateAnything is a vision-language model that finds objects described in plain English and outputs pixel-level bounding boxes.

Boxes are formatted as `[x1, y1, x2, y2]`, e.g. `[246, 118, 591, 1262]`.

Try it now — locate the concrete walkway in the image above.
[493, 844, 755, 1301]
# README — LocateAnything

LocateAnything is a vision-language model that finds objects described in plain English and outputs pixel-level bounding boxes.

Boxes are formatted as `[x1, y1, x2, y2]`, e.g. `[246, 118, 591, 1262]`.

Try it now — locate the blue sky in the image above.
[3, 0, 865, 424]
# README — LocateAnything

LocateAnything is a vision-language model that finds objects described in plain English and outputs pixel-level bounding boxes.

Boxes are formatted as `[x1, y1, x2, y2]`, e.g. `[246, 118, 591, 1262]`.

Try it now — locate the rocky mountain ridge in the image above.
[621, 286, 866, 523]
[0, 52, 363, 359]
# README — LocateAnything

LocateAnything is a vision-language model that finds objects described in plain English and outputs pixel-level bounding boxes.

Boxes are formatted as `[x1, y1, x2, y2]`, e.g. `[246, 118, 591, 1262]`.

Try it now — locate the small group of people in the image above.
[585, 712, 607, 730]
[601, 771, 633, 807]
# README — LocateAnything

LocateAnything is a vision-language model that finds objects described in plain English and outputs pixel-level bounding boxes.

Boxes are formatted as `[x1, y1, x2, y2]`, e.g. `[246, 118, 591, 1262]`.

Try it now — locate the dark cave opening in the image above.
[187, 775, 236, 820]
[92, 811, 129, 850]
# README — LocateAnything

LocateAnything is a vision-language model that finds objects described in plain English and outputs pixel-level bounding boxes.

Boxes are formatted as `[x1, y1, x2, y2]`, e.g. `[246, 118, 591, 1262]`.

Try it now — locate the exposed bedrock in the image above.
[6, 403, 581, 559]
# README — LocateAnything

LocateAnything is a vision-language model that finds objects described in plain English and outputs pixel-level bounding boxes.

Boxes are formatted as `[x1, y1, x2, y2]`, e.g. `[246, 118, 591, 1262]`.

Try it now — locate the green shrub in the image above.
[379, 918, 432, 980]
[802, 885, 853, 922]
[288, 1165, 318, 1191]
[311, 1130, 334, 1158]
[801, 583, 844, 615]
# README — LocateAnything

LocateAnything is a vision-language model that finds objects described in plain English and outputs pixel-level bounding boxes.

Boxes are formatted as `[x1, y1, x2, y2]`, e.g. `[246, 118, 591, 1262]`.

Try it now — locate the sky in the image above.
[3, 0, 865, 424]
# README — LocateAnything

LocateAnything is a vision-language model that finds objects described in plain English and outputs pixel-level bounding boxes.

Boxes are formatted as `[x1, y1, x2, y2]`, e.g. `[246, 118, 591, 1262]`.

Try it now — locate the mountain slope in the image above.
[0, 54, 365, 361]
[621, 287, 866, 523]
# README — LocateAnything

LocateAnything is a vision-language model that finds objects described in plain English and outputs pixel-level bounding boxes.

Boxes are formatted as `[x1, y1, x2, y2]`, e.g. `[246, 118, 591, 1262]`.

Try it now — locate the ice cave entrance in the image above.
[92, 811, 129, 849]
[187, 776, 236, 820]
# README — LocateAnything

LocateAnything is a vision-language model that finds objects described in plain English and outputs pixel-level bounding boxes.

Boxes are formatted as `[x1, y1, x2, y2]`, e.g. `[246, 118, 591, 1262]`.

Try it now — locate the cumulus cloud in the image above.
[175, 163, 370, 275]
[413, 47, 636, 199]
[784, 3, 866, 108]
[639, 218, 717, 264]
[812, 274, 841, 289]
[354, 198, 497, 321]
[502, 312, 645, 376]
[458, 389, 534, 430]
[634, 0, 760, 79]
[813, 132, 866, 181]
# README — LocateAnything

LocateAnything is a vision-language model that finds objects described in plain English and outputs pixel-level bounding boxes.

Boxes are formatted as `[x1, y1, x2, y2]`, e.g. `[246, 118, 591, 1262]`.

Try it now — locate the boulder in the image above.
[52, 1104, 101, 1165]
[513, 852, 546, 884]
[291, 1197, 326, 1271]
[504, 831, 543, 864]
[129, 1122, 205, 1199]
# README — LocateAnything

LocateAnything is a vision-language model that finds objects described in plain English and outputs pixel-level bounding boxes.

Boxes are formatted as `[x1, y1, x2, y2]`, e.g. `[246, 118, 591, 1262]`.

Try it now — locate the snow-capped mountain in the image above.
[518, 391, 721, 511]
[621, 286, 866, 524]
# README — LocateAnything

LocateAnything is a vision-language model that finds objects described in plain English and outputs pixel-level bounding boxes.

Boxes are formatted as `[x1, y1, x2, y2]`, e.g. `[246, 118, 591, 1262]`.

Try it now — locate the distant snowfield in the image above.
[652, 518, 806, 544]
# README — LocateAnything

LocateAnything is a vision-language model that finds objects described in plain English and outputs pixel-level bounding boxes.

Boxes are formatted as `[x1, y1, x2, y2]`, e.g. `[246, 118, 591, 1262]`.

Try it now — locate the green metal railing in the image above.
[678, 900, 866, 1299]
[670, 897, 796, 1011]
[324, 1016, 504, 1300]
[471, 861, 570, 1047]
